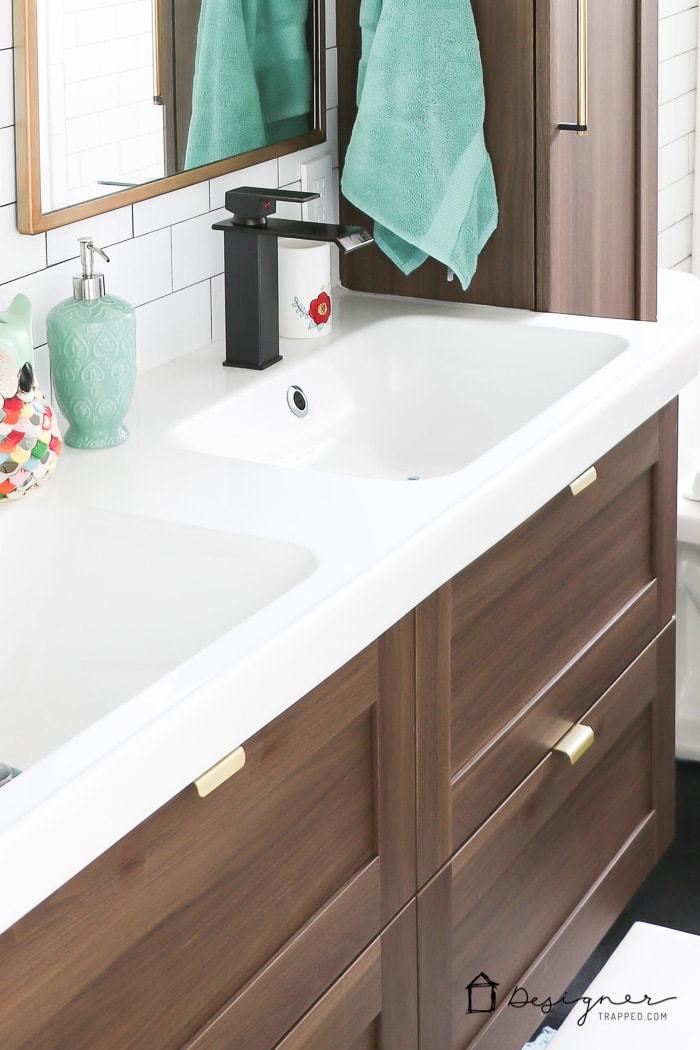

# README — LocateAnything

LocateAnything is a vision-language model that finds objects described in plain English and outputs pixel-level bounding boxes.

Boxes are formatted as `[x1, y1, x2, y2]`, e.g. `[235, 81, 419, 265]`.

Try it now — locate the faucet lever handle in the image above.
[225, 186, 320, 227]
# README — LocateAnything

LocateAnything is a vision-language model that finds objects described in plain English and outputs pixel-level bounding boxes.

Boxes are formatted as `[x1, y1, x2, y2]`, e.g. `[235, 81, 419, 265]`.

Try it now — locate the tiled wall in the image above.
[658, 0, 699, 271]
[1, 0, 697, 385]
[0, 0, 339, 385]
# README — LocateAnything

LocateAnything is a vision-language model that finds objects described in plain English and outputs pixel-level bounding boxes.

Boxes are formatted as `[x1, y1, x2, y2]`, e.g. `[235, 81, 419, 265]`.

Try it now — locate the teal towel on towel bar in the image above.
[185, 0, 264, 168]
[341, 0, 498, 290]
[185, 0, 312, 170]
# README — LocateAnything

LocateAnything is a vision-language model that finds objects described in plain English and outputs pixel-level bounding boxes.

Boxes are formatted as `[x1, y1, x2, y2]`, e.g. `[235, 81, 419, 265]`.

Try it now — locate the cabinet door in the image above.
[337, 0, 536, 309]
[536, 0, 657, 320]
[418, 625, 675, 1050]
[0, 618, 415, 1050]
[186, 903, 418, 1050]
[415, 404, 677, 885]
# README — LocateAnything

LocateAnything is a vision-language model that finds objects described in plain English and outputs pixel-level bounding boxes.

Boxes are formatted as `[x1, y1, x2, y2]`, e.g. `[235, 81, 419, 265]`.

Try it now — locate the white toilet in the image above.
[658, 268, 700, 760]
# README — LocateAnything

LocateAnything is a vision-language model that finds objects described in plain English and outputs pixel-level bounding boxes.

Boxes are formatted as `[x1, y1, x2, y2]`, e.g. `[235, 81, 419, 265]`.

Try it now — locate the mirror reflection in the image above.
[28, 0, 321, 220]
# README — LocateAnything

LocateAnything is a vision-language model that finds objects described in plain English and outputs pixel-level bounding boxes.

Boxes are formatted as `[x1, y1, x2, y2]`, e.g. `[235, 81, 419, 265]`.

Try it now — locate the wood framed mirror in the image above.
[13, 0, 326, 234]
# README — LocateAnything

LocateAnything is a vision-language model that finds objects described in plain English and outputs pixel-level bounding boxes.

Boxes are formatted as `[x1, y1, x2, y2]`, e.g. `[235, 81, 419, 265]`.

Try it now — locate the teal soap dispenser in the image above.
[47, 238, 136, 449]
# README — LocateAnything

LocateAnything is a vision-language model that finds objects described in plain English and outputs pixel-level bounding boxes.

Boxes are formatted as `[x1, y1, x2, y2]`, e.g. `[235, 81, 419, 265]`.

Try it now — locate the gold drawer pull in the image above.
[553, 724, 595, 765]
[195, 746, 246, 798]
[570, 465, 597, 496]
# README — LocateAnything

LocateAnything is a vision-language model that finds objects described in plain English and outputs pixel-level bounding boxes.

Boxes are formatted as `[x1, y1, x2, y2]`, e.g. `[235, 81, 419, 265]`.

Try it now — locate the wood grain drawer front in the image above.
[416, 408, 676, 881]
[418, 632, 666, 1050]
[187, 903, 418, 1050]
[0, 618, 416, 1050]
[451, 417, 659, 772]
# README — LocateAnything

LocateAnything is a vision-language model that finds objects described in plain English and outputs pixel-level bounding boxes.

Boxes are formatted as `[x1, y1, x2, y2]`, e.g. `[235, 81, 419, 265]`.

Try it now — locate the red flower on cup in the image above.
[308, 291, 331, 326]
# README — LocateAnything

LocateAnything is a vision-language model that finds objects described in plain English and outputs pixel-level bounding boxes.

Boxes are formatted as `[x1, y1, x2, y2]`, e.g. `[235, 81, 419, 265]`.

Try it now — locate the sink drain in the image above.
[287, 385, 309, 417]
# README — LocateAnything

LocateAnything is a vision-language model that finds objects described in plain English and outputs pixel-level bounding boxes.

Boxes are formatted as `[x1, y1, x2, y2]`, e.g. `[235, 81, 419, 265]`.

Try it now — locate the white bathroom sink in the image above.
[172, 313, 627, 480]
[1, 505, 315, 768]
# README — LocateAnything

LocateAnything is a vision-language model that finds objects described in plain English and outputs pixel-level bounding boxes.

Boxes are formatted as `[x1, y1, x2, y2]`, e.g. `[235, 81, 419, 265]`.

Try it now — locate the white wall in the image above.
[658, 0, 699, 271]
[0, 0, 339, 389]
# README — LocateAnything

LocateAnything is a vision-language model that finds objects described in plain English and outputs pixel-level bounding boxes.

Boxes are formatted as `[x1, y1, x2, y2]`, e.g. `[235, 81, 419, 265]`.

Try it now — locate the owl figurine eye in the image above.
[0, 347, 63, 503]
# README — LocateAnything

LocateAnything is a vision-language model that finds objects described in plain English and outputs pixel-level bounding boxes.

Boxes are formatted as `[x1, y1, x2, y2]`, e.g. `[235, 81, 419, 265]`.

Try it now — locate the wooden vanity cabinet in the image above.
[0, 618, 416, 1050]
[415, 401, 678, 1050]
[0, 404, 678, 1050]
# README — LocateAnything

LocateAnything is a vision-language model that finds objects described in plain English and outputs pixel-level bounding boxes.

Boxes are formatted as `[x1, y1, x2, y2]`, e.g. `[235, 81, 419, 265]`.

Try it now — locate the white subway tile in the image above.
[677, 90, 697, 137]
[0, 49, 13, 129]
[659, 215, 693, 268]
[134, 182, 210, 237]
[673, 172, 695, 223]
[172, 208, 226, 290]
[658, 17, 678, 63]
[211, 274, 225, 343]
[0, 257, 75, 347]
[677, 8, 699, 51]
[658, 99, 677, 147]
[46, 206, 133, 266]
[673, 256, 693, 271]
[659, 0, 698, 19]
[691, 130, 696, 172]
[0, 205, 46, 283]
[33, 344, 51, 398]
[102, 227, 173, 307]
[660, 134, 692, 186]
[0, 124, 15, 205]
[0, 0, 12, 50]
[658, 185, 676, 233]
[660, 51, 695, 103]
[136, 281, 212, 373]
[209, 159, 279, 210]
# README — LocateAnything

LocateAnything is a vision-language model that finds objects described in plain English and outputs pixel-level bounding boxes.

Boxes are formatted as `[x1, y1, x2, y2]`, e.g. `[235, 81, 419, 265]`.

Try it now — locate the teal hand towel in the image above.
[185, 0, 312, 170]
[341, 0, 498, 290]
[185, 0, 265, 169]
[252, 0, 313, 142]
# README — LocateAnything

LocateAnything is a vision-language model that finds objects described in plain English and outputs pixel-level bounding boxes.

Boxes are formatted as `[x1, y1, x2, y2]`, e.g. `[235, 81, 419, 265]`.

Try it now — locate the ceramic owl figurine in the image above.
[0, 296, 62, 502]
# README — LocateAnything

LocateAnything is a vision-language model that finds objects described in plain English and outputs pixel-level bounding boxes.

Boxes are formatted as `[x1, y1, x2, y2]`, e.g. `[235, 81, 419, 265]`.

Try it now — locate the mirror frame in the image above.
[13, 0, 327, 234]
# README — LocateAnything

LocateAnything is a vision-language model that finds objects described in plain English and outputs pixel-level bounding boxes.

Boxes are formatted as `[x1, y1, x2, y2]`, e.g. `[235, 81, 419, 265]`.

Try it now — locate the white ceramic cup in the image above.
[278, 239, 332, 339]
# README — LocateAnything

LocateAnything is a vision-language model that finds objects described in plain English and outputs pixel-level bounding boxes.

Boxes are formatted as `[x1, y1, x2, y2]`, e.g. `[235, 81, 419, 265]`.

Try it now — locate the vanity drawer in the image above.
[417, 626, 674, 1050]
[416, 405, 677, 880]
[0, 618, 416, 1050]
[185, 902, 418, 1050]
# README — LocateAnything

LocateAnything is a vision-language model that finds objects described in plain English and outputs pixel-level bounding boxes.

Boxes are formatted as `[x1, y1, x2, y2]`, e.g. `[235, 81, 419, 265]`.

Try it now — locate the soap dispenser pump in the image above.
[47, 238, 136, 449]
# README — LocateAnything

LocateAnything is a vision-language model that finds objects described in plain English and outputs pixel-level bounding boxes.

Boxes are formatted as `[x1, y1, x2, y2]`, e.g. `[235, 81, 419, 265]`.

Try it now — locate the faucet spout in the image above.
[213, 186, 373, 370]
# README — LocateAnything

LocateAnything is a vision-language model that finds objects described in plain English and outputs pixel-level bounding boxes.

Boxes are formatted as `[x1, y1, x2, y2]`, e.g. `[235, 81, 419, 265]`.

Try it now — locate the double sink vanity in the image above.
[1, 289, 698, 1049]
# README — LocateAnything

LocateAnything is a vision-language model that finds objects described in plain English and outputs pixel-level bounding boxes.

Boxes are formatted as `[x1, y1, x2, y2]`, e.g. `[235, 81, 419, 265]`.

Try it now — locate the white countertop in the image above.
[1, 288, 698, 934]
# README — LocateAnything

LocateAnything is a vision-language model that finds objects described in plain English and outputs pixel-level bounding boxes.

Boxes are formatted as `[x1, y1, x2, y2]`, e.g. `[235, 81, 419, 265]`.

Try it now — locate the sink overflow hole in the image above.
[287, 385, 309, 418]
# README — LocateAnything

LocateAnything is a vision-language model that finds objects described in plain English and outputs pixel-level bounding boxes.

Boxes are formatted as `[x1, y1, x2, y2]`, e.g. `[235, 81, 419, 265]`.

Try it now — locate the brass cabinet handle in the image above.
[553, 724, 595, 765]
[558, 0, 589, 135]
[570, 465, 597, 496]
[195, 746, 246, 798]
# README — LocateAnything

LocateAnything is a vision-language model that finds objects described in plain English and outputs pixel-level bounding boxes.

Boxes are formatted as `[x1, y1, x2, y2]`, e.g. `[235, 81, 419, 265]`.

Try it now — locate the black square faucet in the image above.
[213, 186, 373, 370]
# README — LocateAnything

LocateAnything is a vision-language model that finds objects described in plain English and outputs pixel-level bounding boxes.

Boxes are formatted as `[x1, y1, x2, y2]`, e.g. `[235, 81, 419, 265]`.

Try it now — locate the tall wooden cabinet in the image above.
[337, 0, 658, 321]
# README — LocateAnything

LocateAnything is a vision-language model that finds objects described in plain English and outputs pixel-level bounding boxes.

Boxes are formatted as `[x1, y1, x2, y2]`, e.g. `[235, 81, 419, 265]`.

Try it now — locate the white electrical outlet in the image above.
[300, 154, 334, 223]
